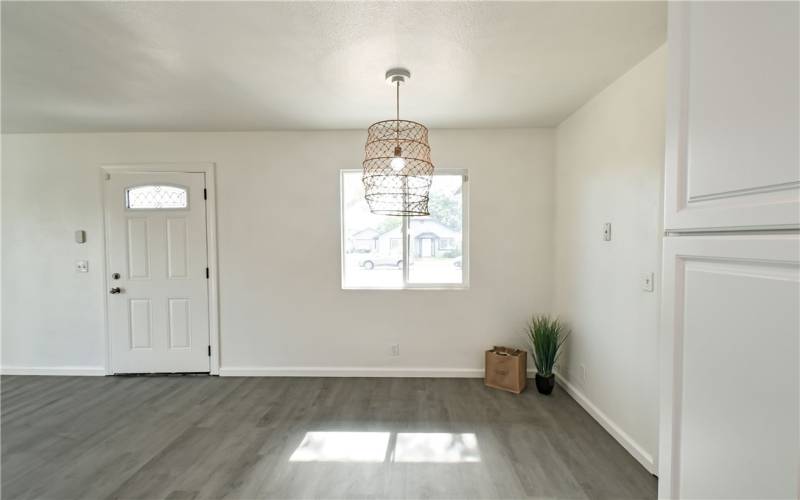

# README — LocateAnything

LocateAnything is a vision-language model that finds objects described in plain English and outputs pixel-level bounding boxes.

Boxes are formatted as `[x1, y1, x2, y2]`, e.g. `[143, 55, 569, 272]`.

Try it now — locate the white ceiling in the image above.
[1, 1, 666, 133]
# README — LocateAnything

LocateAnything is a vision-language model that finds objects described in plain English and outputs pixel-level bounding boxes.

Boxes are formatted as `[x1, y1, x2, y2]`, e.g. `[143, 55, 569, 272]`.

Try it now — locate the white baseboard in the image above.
[219, 366, 497, 378]
[0, 365, 532, 379]
[556, 373, 656, 474]
[0, 366, 106, 376]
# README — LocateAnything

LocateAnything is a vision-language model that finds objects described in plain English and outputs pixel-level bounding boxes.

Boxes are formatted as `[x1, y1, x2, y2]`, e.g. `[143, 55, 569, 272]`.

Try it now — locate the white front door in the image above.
[106, 172, 210, 373]
[421, 238, 433, 257]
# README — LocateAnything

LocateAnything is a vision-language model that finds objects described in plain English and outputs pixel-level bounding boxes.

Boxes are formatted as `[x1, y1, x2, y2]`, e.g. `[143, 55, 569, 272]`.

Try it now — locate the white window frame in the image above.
[125, 183, 189, 210]
[340, 168, 469, 290]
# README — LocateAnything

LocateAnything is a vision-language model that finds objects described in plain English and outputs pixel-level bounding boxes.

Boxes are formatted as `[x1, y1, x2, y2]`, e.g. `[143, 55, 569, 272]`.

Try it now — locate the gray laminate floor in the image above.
[1, 376, 656, 499]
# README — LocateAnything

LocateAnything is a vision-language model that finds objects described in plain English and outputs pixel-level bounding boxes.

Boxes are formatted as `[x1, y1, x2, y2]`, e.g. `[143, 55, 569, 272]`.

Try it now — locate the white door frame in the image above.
[100, 163, 220, 375]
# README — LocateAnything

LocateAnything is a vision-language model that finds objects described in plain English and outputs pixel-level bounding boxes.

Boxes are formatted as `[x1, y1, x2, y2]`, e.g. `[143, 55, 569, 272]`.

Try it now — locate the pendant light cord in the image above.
[397, 80, 406, 206]
[395, 81, 400, 147]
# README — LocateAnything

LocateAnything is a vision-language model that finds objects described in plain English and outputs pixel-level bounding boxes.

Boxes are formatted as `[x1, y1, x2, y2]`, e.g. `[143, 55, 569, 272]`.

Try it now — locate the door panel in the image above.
[664, 2, 800, 231]
[659, 235, 799, 499]
[127, 218, 150, 278]
[166, 217, 189, 278]
[129, 299, 153, 349]
[106, 172, 210, 373]
[168, 298, 191, 349]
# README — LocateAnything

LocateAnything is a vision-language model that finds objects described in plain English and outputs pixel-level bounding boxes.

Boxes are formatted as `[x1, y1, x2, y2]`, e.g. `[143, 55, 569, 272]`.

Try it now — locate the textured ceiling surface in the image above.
[1, 1, 666, 132]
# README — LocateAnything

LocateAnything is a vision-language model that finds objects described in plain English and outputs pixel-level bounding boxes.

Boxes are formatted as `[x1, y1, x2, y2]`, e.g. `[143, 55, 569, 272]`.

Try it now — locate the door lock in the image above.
[109, 287, 122, 294]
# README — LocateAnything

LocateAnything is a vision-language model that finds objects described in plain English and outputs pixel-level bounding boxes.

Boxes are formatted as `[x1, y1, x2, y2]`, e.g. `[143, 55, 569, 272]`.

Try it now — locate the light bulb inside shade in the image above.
[390, 156, 406, 172]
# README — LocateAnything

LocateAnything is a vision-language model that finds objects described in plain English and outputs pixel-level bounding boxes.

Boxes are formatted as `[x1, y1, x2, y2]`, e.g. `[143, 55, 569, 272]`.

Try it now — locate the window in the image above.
[126, 185, 187, 209]
[341, 170, 468, 289]
[438, 238, 455, 250]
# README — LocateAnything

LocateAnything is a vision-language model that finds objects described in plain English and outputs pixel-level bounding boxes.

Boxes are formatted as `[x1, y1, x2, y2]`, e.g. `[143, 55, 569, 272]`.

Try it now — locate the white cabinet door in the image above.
[664, 2, 799, 231]
[659, 235, 799, 499]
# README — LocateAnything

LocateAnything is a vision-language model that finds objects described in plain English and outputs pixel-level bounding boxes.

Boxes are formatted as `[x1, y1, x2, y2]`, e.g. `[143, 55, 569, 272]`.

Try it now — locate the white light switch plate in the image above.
[76, 260, 89, 273]
[641, 272, 654, 292]
[602, 223, 612, 241]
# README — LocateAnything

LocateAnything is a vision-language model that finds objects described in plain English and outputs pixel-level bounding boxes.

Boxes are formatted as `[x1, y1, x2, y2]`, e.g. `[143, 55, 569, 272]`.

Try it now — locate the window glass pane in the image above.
[408, 174, 464, 285]
[126, 185, 187, 209]
[342, 172, 403, 288]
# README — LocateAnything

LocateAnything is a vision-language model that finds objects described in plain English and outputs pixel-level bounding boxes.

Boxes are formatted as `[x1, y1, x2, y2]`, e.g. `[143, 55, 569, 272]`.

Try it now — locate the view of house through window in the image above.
[341, 170, 467, 289]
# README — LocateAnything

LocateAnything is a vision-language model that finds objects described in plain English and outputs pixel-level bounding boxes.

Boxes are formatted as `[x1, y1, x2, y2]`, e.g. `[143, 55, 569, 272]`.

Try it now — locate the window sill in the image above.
[341, 285, 470, 291]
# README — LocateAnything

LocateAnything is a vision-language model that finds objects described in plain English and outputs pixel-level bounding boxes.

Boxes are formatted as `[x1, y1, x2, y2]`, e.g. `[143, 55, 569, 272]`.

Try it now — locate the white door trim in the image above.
[100, 163, 220, 375]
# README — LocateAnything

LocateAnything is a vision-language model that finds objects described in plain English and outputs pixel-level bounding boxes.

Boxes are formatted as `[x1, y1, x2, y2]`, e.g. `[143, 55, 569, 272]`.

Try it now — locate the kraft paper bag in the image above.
[485, 346, 527, 394]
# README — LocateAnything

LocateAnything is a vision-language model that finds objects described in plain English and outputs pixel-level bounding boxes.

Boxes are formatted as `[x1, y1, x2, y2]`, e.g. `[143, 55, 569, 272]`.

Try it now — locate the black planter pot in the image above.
[535, 373, 555, 395]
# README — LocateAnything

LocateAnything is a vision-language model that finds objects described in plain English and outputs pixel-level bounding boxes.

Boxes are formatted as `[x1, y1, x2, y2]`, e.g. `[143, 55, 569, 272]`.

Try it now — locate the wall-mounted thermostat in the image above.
[75, 230, 86, 244]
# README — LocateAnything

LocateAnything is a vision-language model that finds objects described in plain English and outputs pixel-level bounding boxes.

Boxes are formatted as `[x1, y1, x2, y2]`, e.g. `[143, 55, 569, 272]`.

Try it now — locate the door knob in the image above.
[109, 287, 122, 294]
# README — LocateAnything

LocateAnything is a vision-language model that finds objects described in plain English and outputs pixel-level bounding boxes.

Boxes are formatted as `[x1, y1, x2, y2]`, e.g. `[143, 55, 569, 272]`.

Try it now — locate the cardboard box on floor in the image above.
[484, 346, 527, 394]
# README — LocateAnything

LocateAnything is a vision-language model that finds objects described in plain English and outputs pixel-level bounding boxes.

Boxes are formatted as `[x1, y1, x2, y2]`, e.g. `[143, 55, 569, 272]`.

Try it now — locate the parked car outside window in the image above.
[358, 252, 404, 270]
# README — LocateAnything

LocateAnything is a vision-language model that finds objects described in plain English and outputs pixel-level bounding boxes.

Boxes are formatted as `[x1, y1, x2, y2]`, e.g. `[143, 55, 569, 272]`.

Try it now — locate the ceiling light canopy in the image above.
[362, 68, 434, 216]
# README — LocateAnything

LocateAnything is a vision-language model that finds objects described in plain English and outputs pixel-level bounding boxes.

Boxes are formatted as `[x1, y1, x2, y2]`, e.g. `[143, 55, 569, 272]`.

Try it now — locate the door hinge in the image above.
[208, 345, 211, 357]
[205, 267, 209, 279]
[203, 188, 207, 200]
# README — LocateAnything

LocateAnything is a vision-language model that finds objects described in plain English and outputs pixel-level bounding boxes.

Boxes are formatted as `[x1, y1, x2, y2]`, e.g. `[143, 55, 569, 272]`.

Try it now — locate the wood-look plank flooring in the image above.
[1, 376, 656, 499]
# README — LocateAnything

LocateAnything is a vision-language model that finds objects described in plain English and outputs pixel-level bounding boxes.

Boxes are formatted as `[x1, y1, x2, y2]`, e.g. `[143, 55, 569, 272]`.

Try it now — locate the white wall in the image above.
[1, 129, 554, 375]
[553, 46, 666, 472]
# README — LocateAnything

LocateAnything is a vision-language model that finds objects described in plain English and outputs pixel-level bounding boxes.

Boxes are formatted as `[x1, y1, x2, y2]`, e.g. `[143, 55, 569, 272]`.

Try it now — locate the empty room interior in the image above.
[1, 1, 798, 499]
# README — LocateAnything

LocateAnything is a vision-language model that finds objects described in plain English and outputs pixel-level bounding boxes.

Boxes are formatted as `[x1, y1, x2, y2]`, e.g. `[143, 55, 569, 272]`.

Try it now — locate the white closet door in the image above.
[664, 2, 799, 232]
[658, 235, 799, 499]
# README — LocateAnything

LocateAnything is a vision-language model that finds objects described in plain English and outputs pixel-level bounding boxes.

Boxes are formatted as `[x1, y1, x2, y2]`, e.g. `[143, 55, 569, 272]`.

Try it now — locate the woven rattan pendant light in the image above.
[362, 68, 434, 216]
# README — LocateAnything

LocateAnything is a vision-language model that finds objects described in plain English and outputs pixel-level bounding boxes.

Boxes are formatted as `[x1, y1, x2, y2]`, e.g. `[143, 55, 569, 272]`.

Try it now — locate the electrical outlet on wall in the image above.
[390, 344, 400, 357]
[75, 260, 89, 273]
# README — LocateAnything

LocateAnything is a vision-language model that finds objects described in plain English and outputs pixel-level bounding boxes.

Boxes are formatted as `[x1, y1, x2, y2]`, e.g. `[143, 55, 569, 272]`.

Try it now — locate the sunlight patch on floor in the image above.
[289, 432, 391, 462]
[289, 431, 481, 463]
[392, 433, 481, 463]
